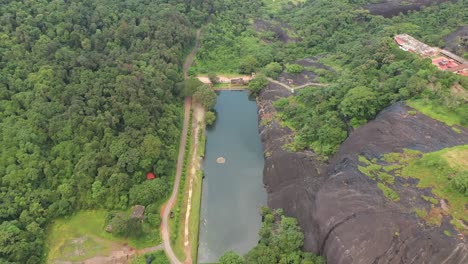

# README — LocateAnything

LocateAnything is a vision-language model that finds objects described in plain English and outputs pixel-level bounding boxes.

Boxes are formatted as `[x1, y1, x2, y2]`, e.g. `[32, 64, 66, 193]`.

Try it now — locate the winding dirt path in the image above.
[160, 97, 191, 264]
[160, 28, 202, 264]
[266, 77, 327, 92]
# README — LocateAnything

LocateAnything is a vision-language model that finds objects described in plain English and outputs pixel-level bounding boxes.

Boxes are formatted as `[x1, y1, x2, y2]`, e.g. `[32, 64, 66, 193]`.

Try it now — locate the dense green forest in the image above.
[0, 0, 214, 263]
[194, 0, 467, 155]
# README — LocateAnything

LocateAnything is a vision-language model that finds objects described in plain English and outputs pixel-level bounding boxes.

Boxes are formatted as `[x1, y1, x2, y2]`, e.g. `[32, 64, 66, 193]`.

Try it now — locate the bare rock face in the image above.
[257, 83, 468, 264]
[364, 0, 454, 18]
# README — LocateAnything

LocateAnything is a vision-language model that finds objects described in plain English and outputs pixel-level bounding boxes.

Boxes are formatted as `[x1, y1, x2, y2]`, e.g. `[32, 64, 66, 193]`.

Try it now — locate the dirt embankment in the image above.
[258, 82, 468, 263]
[365, 0, 454, 18]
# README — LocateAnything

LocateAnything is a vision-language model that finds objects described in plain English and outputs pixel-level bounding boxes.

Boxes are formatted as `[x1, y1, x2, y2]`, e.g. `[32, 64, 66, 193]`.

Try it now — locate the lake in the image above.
[198, 91, 267, 263]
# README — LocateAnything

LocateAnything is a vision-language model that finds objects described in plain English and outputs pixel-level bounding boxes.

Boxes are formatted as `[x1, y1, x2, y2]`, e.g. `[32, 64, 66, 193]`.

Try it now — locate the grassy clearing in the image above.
[402, 145, 468, 231]
[131, 251, 170, 264]
[359, 146, 468, 232]
[47, 210, 159, 262]
[47, 211, 117, 262]
[406, 99, 468, 127]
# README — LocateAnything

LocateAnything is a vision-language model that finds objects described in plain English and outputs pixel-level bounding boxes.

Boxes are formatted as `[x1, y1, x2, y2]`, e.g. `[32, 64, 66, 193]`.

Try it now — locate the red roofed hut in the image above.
[146, 172, 156, 180]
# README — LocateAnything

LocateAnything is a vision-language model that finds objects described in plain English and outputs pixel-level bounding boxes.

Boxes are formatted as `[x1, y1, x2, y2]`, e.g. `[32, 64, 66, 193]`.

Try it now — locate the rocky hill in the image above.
[258, 82, 468, 263]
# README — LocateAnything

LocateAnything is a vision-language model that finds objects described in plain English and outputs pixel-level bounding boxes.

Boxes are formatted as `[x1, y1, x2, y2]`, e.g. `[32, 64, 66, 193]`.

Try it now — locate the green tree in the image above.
[285, 64, 304, 74]
[239, 56, 258, 74]
[248, 75, 269, 95]
[194, 85, 217, 109]
[339, 86, 378, 121]
[208, 73, 219, 84]
[264, 62, 283, 79]
[219, 251, 244, 264]
[205, 111, 216, 126]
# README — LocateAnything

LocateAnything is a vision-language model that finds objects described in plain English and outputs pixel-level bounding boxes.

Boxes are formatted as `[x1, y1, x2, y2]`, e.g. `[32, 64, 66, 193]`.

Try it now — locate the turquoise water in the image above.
[198, 91, 266, 263]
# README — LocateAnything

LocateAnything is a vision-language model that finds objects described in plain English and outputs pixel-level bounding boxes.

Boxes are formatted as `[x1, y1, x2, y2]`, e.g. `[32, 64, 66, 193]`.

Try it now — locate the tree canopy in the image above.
[0, 0, 213, 262]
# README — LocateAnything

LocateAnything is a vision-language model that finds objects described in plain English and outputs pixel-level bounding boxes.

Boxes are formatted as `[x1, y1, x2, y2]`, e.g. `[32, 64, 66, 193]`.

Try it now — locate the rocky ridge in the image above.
[257, 81, 468, 263]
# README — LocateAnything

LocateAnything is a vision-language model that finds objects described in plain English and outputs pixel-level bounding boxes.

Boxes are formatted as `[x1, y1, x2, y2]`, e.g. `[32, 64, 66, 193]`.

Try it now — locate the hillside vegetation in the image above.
[194, 0, 467, 156]
[0, 0, 213, 262]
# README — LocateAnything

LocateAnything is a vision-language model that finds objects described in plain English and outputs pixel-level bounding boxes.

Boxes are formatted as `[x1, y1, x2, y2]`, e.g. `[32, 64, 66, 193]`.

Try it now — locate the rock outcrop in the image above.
[258, 82, 468, 263]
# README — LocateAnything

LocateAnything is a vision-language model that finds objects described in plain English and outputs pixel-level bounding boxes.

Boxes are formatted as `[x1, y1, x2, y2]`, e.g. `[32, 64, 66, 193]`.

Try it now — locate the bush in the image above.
[263, 62, 283, 79]
[451, 171, 468, 196]
[285, 63, 304, 74]
[208, 73, 219, 84]
[193, 85, 217, 109]
[219, 251, 244, 264]
[205, 111, 216, 126]
[110, 213, 143, 238]
[129, 178, 170, 206]
[248, 75, 269, 95]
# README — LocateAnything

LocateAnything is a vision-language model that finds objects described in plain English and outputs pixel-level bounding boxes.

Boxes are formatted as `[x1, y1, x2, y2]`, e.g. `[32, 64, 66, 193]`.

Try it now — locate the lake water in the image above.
[198, 91, 266, 263]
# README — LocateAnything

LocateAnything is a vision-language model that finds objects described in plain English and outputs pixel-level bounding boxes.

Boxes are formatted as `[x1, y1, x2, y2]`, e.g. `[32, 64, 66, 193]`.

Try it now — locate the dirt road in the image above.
[161, 28, 202, 264]
[161, 97, 191, 264]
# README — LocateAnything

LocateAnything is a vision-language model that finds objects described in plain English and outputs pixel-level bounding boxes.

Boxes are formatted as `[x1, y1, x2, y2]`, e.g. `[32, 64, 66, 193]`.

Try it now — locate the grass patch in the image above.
[414, 208, 427, 218]
[47, 210, 159, 262]
[364, 146, 467, 232]
[422, 195, 439, 205]
[377, 183, 400, 202]
[444, 230, 452, 237]
[406, 99, 468, 127]
[402, 145, 468, 231]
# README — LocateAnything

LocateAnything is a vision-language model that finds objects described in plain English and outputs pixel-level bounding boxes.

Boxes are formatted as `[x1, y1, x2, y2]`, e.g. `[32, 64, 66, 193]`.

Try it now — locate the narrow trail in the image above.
[266, 77, 327, 92]
[183, 29, 202, 79]
[161, 97, 191, 264]
[160, 28, 202, 264]
[183, 102, 205, 264]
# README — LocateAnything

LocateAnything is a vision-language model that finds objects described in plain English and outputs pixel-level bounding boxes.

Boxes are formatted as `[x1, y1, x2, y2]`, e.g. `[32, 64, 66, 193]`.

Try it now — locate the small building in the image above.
[131, 205, 145, 222]
[394, 34, 439, 57]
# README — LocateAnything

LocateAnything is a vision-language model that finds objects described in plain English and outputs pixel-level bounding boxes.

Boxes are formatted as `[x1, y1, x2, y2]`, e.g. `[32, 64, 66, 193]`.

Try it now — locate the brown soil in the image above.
[365, 0, 454, 18]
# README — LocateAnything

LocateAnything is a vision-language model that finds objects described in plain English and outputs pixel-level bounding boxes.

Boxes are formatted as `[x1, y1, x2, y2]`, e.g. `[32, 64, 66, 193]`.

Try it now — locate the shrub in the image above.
[205, 111, 216, 126]
[263, 62, 283, 79]
[285, 63, 304, 74]
[451, 170, 468, 196]
[249, 75, 269, 95]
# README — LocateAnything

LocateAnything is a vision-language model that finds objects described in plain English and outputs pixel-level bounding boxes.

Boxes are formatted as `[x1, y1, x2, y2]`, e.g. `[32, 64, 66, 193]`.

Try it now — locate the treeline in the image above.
[219, 208, 325, 264]
[0, 0, 210, 263]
